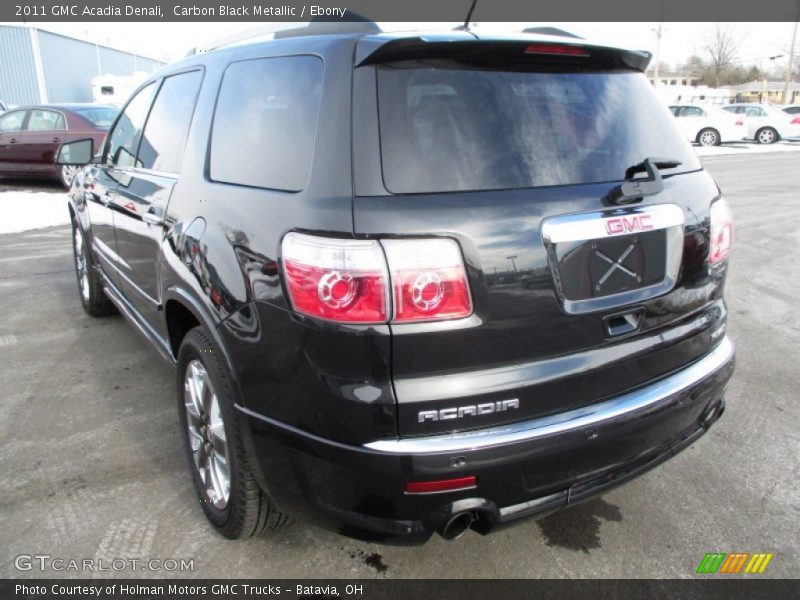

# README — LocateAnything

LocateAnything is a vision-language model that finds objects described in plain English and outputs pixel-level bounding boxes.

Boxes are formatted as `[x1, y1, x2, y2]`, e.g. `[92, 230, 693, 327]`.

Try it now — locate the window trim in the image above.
[207, 53, 325, 193]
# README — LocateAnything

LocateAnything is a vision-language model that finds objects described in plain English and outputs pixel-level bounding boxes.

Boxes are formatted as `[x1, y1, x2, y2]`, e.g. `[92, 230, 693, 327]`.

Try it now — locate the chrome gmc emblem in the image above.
[418, 399, 520, 423]
[604, 214, 654, 236]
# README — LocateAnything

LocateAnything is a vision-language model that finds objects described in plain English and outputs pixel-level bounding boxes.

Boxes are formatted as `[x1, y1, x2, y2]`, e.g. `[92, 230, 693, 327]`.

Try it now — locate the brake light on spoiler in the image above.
[525, 44, 591, 57]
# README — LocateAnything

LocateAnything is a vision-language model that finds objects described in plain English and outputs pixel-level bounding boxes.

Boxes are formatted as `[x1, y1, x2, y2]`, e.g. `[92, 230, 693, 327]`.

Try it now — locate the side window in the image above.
[0, 111, 26, 132]
[682, 107, 705, 117]
[137, 71, 203, 174]
[105, 83, 156, 168]
[210, 56, 324, 191]
[668, 106, 679, 116]
[745, 107, 765, 117]
[27, 110, 66, 131]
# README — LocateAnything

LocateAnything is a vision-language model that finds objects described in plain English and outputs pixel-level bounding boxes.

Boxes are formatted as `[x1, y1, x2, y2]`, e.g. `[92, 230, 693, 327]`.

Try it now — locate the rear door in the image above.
[353, 41, 725, 437]
[111, 69, 203, 327]
[23, 108, 67, 175]
[88, 83, 157, 287]
[0, 110, 29, 174]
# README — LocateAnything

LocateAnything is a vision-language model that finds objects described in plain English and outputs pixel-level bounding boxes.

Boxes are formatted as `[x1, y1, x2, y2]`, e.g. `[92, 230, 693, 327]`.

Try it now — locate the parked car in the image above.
[58, 25, 735, 544]
[722, 103, 800, 143]
[0, 103, 116, 187]
[668, 103, 746, 146]
[782, 104, 800, 115]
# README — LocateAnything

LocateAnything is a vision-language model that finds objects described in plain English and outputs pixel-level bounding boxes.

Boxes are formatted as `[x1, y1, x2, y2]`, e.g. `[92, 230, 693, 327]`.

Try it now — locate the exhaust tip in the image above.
[439, 511, 476, 541]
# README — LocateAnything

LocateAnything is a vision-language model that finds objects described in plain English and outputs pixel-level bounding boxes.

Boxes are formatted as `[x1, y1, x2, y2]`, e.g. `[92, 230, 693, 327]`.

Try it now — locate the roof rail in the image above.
[274, 15, 380, 39]
[188, 14, 380, 54]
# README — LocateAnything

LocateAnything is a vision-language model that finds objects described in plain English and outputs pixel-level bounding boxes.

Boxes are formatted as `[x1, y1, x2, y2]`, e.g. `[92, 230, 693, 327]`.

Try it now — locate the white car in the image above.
[722, 103, 800, 144]
[668, 104, 747, 146]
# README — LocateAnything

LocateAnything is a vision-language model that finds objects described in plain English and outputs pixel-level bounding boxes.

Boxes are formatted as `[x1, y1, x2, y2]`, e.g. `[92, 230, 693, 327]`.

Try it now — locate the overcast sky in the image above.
[19, 21, 799, 71]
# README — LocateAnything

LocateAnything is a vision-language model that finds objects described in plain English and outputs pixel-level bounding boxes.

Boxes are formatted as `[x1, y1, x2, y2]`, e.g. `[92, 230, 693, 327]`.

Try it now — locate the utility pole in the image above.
[652, 23, 664, 85]
[783, 15, 799, 104]
[506, 256, 518, 280]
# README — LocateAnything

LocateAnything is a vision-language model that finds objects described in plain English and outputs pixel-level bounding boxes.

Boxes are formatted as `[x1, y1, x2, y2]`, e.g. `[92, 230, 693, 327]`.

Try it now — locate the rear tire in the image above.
[755, 127, 778, 144]
[71, 220, 116, 317]
[697, 128, 721, 147]
[176, 326, 289, 539]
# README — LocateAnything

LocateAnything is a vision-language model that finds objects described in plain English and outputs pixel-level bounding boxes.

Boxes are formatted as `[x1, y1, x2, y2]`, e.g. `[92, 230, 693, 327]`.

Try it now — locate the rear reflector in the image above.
[405, 476, 477, 494]
[525, 44, 590, 57]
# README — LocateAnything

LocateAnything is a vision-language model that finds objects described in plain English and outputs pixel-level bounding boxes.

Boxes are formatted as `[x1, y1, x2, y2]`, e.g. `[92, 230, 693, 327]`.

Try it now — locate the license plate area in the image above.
[542, 205, 684, 314]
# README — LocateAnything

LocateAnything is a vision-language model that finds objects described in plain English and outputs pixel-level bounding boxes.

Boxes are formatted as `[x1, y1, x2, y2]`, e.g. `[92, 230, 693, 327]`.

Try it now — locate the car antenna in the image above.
[455, 0, 478, 31]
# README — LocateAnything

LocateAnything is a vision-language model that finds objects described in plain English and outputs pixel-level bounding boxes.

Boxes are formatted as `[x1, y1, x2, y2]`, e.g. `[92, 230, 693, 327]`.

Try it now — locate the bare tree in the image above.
[703, 24, 742, 88]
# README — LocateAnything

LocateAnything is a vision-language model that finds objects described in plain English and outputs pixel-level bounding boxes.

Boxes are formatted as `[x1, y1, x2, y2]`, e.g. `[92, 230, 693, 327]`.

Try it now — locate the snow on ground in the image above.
[694, 140, 800, 157]
[0, 189, 71, 234]
[0, 140, 797, 234]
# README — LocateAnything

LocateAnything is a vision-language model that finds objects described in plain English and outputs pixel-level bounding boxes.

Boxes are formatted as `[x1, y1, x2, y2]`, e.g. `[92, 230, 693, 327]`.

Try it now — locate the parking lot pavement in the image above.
[0, 152, 798, 579]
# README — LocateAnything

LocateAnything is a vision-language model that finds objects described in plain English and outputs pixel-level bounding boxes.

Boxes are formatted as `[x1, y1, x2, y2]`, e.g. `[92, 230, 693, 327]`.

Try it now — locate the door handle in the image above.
[8, 138, 17, 144]
[142, 211, 163, 226]
[52, 137, 61, 143]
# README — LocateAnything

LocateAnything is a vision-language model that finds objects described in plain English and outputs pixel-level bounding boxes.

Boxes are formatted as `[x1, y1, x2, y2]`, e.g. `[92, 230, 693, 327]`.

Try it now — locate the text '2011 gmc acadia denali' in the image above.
[58, 23, 735, 544]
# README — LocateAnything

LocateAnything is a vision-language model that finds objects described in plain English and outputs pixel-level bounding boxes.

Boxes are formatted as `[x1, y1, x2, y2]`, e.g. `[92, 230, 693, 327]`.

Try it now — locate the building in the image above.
[0, 24, 165, 106]
[652, 84, 734, 107]
[728, 80, 800, 104]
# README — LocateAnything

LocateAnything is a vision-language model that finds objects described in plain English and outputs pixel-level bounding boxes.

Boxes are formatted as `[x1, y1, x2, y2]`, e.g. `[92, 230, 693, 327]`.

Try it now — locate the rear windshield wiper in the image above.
[604, 157, 682, 205]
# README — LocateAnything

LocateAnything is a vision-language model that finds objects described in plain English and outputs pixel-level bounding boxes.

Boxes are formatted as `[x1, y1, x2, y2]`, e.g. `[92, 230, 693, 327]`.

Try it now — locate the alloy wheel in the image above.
[699, 130, 718, 146]
[184, 360, 230, 509]
[73, 227, 89, 302]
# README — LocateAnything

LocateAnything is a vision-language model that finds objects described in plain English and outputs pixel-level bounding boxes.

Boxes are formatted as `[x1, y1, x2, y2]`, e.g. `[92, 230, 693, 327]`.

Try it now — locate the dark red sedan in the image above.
[0, 104, 117, 188]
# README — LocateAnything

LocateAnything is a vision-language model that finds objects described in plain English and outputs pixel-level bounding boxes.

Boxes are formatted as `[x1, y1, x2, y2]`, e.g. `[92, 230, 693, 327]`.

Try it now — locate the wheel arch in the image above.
[163, 287, 238, 383]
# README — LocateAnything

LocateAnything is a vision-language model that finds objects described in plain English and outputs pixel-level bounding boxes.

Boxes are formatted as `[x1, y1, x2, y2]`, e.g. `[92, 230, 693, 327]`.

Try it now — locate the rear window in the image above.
[377, 66, 701, 194]
[75, 107, 118, 128]
[210, 56, 323, 192]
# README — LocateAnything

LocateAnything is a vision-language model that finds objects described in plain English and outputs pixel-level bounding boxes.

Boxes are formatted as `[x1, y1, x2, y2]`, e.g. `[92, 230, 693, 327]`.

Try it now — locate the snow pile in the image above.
[695, 140, 800, 157]
[0, 190, 71, 234]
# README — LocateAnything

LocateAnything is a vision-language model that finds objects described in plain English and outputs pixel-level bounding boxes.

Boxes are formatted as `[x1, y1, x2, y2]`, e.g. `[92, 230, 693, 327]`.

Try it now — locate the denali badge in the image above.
[418, 399, 520, 423]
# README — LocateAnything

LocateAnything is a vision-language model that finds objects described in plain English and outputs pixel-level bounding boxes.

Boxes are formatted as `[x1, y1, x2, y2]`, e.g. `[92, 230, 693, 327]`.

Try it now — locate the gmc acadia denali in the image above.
[58, 25, 735, 544]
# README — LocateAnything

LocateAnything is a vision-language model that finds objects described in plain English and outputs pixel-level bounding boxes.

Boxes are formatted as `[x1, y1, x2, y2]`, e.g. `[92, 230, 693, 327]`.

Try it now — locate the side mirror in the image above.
[56, 139, 94, 165]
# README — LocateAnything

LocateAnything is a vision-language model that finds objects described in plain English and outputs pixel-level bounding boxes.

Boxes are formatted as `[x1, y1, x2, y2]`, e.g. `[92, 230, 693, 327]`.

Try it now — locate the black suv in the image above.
[58, 26, 735, 544]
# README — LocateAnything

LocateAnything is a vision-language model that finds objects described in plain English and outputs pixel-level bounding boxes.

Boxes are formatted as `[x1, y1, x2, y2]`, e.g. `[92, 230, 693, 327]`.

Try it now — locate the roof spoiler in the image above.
[355, 34, 651, 72]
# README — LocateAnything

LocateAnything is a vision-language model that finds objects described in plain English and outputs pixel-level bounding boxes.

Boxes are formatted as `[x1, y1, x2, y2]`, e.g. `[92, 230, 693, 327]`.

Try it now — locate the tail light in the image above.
[281, 234, 473, 324]
[382, 239, 472, 323]
[734, 119, 744, 126]
[791, 116, 800, 124]
[709, 198, 734, 265]
[282, 233, 389, 323]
